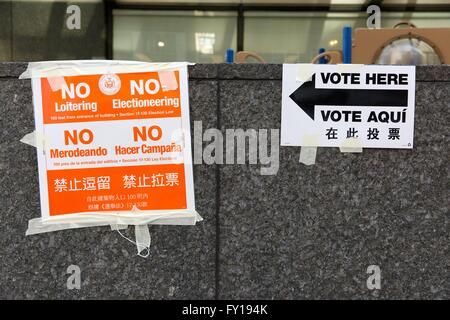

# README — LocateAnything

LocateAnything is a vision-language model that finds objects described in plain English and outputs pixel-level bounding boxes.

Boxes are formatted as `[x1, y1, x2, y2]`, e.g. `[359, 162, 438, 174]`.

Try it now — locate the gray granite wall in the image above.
[0, 63, 448, 299]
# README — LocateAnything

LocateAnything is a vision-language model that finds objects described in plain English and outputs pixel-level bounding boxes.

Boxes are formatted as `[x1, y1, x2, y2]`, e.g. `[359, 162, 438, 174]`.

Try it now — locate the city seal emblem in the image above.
[98, 73, 121, 95]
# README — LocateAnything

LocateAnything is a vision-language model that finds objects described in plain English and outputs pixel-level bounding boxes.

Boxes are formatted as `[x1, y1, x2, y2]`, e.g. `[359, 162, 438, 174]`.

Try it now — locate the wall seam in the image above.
[214, 78, 221, 300]
[10, 0, 13, 60]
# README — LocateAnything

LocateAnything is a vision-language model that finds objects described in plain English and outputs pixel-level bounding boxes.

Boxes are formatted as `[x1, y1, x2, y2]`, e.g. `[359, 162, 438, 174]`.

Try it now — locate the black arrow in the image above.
[289, 75, 408, 120]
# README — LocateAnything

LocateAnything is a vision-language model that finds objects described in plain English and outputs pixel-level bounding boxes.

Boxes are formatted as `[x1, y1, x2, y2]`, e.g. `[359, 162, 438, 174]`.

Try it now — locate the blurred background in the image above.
[0, 0, 449, 63]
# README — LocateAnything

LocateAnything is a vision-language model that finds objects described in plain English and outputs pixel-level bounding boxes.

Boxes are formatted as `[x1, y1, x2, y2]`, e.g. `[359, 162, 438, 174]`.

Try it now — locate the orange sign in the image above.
[32, 66, 195, 218]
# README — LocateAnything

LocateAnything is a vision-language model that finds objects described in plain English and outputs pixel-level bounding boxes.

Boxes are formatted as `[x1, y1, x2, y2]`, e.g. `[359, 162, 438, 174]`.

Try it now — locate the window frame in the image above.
[105, 1, 450, 60]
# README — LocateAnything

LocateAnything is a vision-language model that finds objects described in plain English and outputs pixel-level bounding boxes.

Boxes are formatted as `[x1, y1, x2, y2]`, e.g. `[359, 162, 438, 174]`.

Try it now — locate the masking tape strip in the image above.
[109, 205, 146, 231]
[296, 64, 315, 82]
[134, 225, 151, 258]
[37, 209, 202, 225]
[297, 64, 365, 83]
[110, 224, 128, 231]
[335, 63, 365, 72]
[20, 131, 49, 149]
[26, 209, 202, 235]
[20, 131, 37, 147]
[115, 226, 151, 258]
[158, 70, 178, 92]
[299, 134, 319, 165]
[47, 76, 67, 92]
[299, 147, 317, 165]
[19, 60, 194, 79]
[339, 137, 363, 153]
